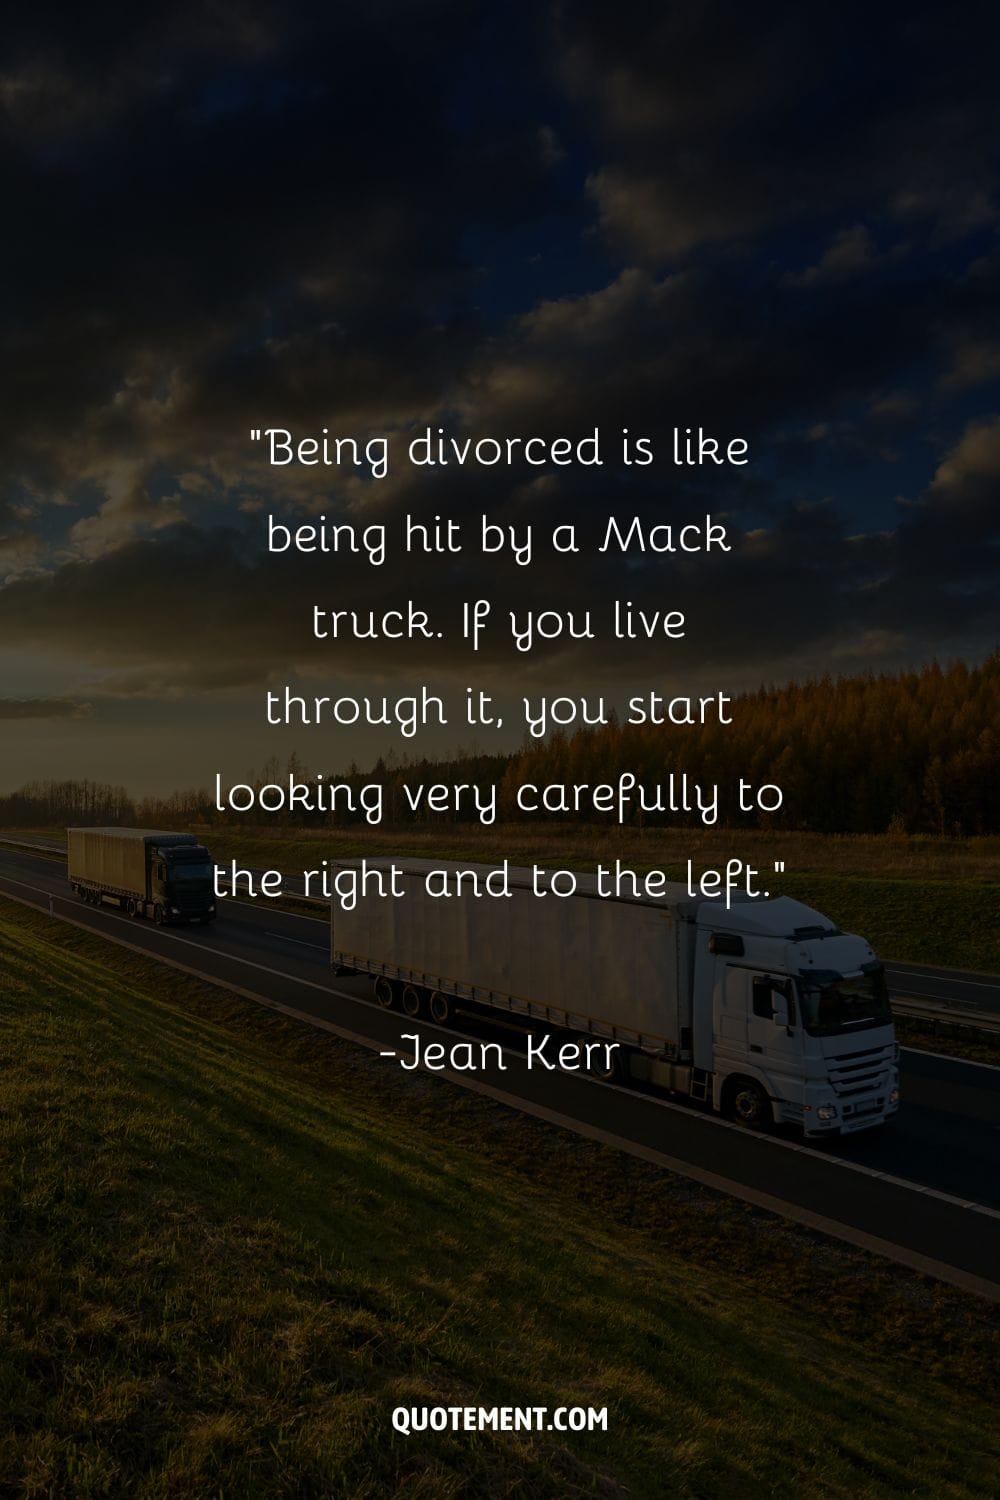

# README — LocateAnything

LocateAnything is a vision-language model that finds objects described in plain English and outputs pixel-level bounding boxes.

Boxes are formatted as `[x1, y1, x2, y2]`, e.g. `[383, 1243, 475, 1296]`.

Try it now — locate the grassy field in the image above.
[2, 900, 1000, 1497]
[201, 825, 1000, 972]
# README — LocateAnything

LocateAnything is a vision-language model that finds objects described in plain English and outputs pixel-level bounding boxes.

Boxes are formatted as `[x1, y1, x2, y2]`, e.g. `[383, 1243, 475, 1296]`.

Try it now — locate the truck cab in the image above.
[151, 843, 216, 924]
[696, 897, 899, 1136]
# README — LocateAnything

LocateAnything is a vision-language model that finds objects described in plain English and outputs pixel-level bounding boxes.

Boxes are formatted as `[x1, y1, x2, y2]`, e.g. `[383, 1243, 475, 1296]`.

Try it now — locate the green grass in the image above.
[894, 1017, 1000, 1067]
[1, 902, 999, 1496]
[768, 871, 1000, 972]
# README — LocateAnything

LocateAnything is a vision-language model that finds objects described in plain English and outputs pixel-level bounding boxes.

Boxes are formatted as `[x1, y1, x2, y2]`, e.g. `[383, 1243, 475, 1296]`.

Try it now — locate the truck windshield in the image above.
[798, 970, 892, 1036]
[168, 861, 213, 883]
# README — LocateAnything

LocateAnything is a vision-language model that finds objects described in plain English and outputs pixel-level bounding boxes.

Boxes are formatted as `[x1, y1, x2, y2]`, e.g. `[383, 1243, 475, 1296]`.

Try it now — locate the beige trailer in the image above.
[68, 827, 216, 925]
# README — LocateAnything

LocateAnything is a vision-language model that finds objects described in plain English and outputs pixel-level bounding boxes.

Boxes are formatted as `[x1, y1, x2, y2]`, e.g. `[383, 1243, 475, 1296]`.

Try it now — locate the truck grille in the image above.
[826, 1043, 894, 1098]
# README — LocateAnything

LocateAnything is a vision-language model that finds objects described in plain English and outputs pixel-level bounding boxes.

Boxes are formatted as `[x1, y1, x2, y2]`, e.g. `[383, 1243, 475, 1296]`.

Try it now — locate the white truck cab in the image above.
[696, 896, 899, 1136]
[329, 859, 898, 1139]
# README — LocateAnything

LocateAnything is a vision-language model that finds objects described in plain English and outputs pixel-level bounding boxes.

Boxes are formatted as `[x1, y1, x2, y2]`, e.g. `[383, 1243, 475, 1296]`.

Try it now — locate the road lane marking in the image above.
[888, 967, 1000, 990]
[264, 931, 328, 949]
[3, 871, 1000, 1228]
[4, 879, 998, 1303]
[0, 876, 341, 993]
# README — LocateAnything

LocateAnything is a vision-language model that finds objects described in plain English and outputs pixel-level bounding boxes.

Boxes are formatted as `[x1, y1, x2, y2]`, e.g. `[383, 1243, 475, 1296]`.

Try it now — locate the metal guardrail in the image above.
[890, 995, 1000, 1036]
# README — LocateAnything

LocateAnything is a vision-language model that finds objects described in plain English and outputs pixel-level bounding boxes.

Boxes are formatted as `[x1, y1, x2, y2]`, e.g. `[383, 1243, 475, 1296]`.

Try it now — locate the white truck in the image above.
[330, 858, 899, 1137]
[68, 827, 217, 925]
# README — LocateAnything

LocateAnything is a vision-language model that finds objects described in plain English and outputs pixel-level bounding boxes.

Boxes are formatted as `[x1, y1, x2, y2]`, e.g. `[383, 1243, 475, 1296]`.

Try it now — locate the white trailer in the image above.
[330, 858, 899, 1137]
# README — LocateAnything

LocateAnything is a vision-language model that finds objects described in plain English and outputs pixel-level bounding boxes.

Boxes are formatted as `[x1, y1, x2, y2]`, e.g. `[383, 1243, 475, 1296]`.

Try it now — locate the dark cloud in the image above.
[0, 697, 93, 719]
[1, 2, 999, 788]
[0, 0, 553, 505]
[0, 401, 995, 698]
[559, 1, 1000, 262]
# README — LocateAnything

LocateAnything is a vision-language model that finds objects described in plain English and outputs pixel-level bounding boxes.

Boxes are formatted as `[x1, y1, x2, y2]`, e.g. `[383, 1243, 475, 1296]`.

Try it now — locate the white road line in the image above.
[889, 968, 999, 989]
[264, 931, 328, 950]
[15, 881, 1000, 1297]
[0, 876, 339, 995]
[3, 881, 999, 1302]
[3, 872, 999, 1225]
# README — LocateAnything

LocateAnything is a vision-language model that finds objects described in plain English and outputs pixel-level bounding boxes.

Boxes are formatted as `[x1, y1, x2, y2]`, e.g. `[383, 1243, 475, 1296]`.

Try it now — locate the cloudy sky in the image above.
[2, 1, 999, 791]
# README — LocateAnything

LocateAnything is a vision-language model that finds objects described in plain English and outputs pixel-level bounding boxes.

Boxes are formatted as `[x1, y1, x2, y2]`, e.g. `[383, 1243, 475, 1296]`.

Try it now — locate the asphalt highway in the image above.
[885, 958, 1000, 1021]
[5, 833, 998, 1020]
[2, 843, 999, 1299]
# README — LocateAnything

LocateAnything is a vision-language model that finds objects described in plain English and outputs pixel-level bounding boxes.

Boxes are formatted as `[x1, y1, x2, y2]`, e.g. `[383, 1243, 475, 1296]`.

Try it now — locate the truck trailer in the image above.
[68, 827, 217, 926]
[330, 858, 898, 1138]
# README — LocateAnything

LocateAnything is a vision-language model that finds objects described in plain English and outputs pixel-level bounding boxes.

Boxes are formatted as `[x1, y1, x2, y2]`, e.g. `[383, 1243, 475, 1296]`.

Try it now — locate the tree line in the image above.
[501, 655, 1000, 836]
[0, 779, 136, 828]
[1, 655, 997, 836]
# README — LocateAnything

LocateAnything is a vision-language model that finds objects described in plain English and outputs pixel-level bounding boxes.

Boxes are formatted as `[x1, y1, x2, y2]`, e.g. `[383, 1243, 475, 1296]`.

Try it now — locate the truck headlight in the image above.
[170, 906, 180, 914]
[816, 1105, 838, 1121]
[890, 1088, 899, 1106]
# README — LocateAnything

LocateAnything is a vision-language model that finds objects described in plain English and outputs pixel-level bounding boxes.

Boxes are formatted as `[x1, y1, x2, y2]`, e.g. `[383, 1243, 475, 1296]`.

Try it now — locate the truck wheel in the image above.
[724, 1077, 772, 1130]
[373, 976, 396, 1009]
[126, 898, 137, 917]
[401, 985, 425, 1019]
[590, 1045, 626, 1085]
[428, 990, 454, 1026]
